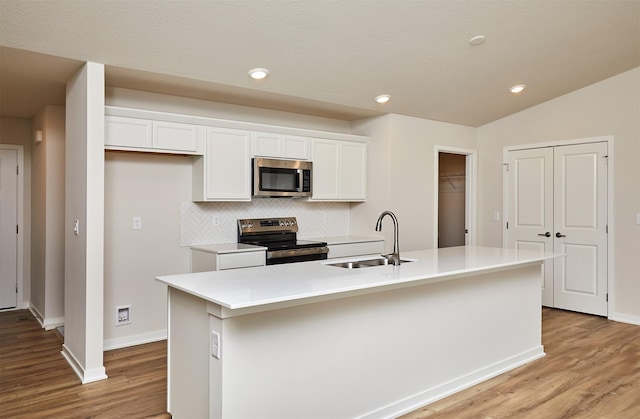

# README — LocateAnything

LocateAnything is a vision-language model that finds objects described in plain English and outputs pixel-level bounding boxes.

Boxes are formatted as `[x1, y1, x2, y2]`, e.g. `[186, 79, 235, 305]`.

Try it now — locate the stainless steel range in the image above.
[237, 217, 328, 265]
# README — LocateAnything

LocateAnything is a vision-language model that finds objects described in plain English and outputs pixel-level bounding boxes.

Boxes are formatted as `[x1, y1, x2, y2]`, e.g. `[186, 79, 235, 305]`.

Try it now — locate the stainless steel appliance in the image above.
[253, 158, 312, 198]
[237, 217, 328, 264]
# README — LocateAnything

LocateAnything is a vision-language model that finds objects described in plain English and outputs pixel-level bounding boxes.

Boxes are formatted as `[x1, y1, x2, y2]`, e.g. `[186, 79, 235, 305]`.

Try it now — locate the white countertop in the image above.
[157, 246, 560, 313]
[190, 243, 267, 254]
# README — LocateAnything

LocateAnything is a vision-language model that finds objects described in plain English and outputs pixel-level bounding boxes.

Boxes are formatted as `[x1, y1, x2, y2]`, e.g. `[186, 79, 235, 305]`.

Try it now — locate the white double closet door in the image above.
[506, 142, 608, 316]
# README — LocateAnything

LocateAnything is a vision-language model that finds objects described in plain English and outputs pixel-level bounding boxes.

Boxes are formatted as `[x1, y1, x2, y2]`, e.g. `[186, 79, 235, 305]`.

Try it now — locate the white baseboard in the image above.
[28, 305, 44, 326]
[61, 344, 108, 384]
[609, 312, 640, 326]
[28, 305, 64, 330]
[43, 316, 64, 330]
[359, 346, 546, 419]
[103, 329, 167, 351]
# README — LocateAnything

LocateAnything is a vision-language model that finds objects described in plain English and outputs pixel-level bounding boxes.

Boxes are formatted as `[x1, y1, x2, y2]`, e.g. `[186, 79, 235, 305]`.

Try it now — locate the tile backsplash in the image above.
[180, 200, 351, 246]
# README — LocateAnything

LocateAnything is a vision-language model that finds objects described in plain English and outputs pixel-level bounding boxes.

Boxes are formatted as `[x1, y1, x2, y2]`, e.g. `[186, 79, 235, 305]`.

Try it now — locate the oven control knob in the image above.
[291, 220, 295, 226]
[248, 223, 253, 228]
[280, 222, 285, 226]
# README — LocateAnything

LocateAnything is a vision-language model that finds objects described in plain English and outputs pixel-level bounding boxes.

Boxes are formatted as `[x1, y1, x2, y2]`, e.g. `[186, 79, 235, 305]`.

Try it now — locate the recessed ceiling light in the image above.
[510, 84, 526, 94]
[375, 94, 391, 104]
[248, 68, 270, 80]
[469, 35, 486, 46]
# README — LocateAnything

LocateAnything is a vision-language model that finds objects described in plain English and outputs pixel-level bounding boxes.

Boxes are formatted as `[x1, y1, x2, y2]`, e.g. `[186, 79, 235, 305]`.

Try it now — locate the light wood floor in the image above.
[1, 308, 638, 418]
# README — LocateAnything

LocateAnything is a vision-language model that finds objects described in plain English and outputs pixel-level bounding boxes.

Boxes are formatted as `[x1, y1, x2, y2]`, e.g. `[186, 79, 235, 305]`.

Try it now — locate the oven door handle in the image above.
[267, 246, 329, 260]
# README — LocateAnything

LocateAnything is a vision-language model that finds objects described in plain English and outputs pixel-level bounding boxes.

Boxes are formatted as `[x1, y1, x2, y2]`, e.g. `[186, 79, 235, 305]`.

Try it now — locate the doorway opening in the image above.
[435, 146, 477, 249]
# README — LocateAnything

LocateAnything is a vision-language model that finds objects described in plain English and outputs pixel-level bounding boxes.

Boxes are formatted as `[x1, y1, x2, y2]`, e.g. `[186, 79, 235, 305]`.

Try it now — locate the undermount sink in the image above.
[327, 257, 414, 269]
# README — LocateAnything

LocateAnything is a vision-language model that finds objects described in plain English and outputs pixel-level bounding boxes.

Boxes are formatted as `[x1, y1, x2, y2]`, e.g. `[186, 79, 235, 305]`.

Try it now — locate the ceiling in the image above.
[1, 0, 638, 127]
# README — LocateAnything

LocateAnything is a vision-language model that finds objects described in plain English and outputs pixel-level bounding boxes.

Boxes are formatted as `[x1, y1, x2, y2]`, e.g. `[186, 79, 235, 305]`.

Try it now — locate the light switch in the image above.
[211, 331, 221, 359]
[493, 211, 501, 221]
[133, 216, 142, 230]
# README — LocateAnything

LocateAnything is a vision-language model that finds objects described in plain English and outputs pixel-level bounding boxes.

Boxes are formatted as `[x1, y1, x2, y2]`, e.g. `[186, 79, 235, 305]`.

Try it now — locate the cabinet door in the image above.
[282, 135, 309, 159]
[105, 116, 152, 148]
[153, 121, 200, 152]
[253, 132, 282, 157]
[340, 141, 367, 201]
[311, 139, 340, 200]
[204, 128, 251, 201]
[253, 133, 309, 160]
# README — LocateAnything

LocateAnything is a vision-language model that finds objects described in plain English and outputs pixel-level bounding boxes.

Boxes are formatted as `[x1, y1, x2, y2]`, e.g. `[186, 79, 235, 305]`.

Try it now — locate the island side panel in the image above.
[211, 263, 543, 419]
[167, 287, 210, 418]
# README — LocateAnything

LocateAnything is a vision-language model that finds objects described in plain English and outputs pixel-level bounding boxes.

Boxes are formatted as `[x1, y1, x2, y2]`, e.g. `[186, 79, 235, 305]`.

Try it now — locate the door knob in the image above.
[538, 232, 551, 237]
[556, 232, 566, 238]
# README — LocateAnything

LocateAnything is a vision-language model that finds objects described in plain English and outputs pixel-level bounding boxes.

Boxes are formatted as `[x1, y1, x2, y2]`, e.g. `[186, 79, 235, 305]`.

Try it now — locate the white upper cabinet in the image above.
[252, 132, 309, 160]
[105, 107, 368, 203]
[105, 116, 153, 148]
[193, 127, 252, 202]
[153, 120, 201, 152]
[310, 139, 367, 201]
[105, 115, 203, 154]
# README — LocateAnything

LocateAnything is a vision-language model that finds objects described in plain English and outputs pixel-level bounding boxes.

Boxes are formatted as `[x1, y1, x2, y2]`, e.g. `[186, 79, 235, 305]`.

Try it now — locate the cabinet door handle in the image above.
[555, 232, 566, 238]
[538, 232, 551, 237]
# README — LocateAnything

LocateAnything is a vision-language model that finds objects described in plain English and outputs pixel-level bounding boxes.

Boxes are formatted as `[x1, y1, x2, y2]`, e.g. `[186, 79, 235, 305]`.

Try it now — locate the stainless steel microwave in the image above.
[252, 158, 312, 197]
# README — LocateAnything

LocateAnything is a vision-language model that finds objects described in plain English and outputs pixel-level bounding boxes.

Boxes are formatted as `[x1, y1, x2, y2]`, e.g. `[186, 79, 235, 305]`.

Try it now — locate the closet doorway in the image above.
[435, 146, 477, 249]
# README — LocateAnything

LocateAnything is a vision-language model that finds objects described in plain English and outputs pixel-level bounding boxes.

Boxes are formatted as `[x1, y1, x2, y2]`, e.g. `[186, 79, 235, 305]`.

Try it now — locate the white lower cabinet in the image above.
[311, 139, 367, 201]
[191, 247, 266, 272]
[105, 115, 203, 154]
[193, 127, 252, 202]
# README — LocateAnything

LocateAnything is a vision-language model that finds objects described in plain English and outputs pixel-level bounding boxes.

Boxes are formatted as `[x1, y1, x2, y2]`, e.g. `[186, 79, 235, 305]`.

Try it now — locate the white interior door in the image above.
[507, 147, 554, 306]
[506, 142, 608, 315]
[0, 148, 18, 309]
[553, 143, 608, 315]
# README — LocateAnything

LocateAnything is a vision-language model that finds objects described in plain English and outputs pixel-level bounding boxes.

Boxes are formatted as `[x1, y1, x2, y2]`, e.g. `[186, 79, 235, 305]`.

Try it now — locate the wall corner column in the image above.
[62, 61, 107, 384]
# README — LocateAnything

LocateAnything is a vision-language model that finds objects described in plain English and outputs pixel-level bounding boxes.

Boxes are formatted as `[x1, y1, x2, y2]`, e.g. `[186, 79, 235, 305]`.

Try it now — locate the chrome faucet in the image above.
[375, 211, 401, 265]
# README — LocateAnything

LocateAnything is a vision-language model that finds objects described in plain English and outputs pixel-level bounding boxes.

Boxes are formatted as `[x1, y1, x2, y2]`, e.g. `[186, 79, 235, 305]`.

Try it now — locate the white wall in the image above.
[104, 152, 192, 349]
[30, 105, 65, 328]
[0, 118, 31, 309]
[477, 67, 640, 323]
[351, 114, 477, 253]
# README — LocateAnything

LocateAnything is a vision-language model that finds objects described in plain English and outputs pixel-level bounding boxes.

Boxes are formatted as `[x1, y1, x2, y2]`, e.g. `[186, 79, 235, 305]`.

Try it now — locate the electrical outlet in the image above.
[73, 219, 80, 236]
[133, 216, 142, 230]
[636, 213, 640, 225]
[493, 211, 501, 221]
[212, 215, 220, 227]
[211, 331, 221, 359]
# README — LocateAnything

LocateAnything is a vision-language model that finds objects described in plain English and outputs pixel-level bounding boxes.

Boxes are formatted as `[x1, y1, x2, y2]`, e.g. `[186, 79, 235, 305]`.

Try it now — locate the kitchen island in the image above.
[156, 246, 559, 419]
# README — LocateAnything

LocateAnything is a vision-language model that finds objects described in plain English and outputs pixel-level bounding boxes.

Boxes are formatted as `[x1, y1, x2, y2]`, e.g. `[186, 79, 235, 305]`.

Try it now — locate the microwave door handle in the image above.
[296, 169, 302, 192]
